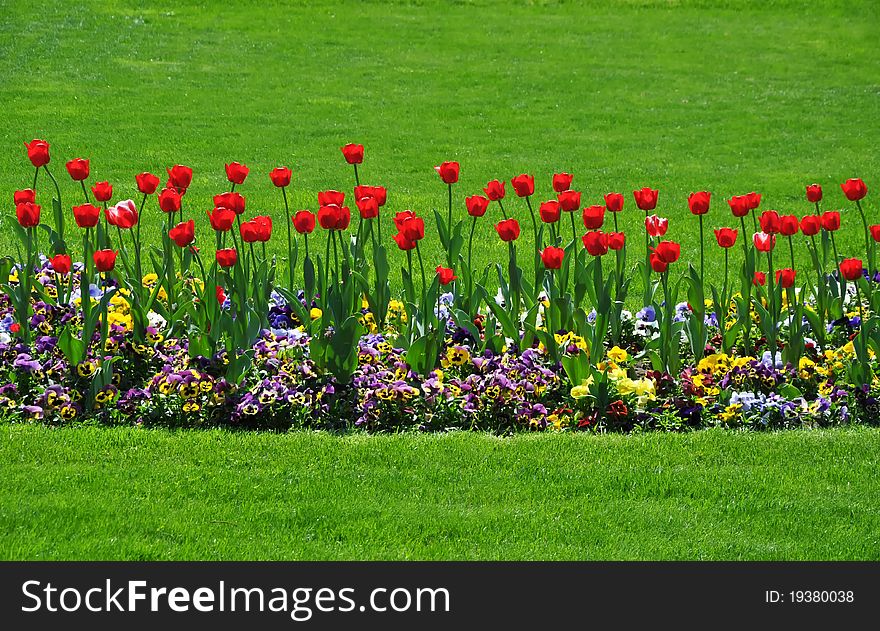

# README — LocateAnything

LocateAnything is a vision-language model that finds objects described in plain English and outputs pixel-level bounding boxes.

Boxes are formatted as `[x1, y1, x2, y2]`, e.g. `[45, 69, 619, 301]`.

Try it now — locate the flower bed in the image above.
[2, 140, 878, 432]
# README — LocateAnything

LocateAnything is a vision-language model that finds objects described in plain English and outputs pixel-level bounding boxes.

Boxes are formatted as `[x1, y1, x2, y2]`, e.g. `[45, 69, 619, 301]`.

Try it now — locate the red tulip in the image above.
[14, 189, 35, 205]
[435, 161, 460, 184]
[495, 218, 520, 242]
[293, 210, 316, 234]
[91, 181, 113, 202]
[105, 200, 138, 229]
[158, 187, 181, 213]
[841, 178, 867, 202]
[510, 174, 535, 197]
[541, 246, 564, 269]
[607, 231, 626, 251]
[393, 232, 417, 251]
[821, 211, 840, 232]
[49, 254, 72, 275]
[466, 195, 490, 217]
[216, 248, 238, 268]
[806, 184, 822, 203]
[73, 203, 101, 228]
[436, 266, 457, 285]
[604, 192, 624, 212]
[15, 202, 40, 228]
[758, 210, 780, 234]
[727, 195, 751, 218]
[24, 139, 50, 167]
[539, 200, 561, 223]
[800, 215, 821, 236]
[92, 249, 117, 272]
[582, 231, 609, 256]
[870, 225, 880, 242]
[649, 252, 668, 273]
[216, 286, 226, 305]
[169, 219, 196, 247]
[753, 232, 776, 252]
[714, 227, 738, 248]
[136, 172, 160, 195]
[269, 166, 292, 188]
[775, 268, 796, 289]
[225, 161, 249, 185]
[393, 211, 424, 241]
[687, 191, 711, 215]
[839, 258, 863, 281]
[753, 272, 766, 286]
[779, 215, 799, 237]
[318, 204, 351, 231]
[354, 185, 387, 206]
[341, 143, 364, 165]
[645, 214, 668, 237]
[356, 196, 379, 219]
[65, 158, 90, 181]
[484, 179, 505, 201]
[552, 173, 573, 193]
[253, 215, 272, 242]
[166, 165, 193, 191]
[557, 190, 581, 212]
[746, 192, 762, 210]
[207, 206, 236, 232]
[653, 240, 681, 264]
[582, 205, 605, 230]
[318, 190, 345, 207]
[633, 187, 658, 211]
[213, 191, 246, 216]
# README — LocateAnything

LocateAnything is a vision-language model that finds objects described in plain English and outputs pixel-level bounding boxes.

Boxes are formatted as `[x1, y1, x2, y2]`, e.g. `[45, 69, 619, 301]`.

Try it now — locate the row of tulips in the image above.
[5, 139, 879, 420]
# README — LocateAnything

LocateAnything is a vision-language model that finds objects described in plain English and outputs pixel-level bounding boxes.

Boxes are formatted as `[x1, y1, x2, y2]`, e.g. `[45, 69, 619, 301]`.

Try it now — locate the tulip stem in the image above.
[80, 181, 90, 204]
[829, 230, 845, 304]
[42, 165, 64, 244]
[787, 235, 796, 271]
[353, 164, 360, 187]
[467, 215, 476, 312]
[524, 196, 539, 288]
[699, 214, 705, 287]
[856, 200, 874, 273]
[767, 247, 777, 353]
[446, 184, 453, 266]
[497, 198, 508, 221]
[281, 186, 293, 290]
[32, 167, 38, 191]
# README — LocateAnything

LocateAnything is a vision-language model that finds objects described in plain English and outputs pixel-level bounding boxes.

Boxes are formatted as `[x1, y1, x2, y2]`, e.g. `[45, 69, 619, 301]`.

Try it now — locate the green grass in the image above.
[1, 0, 878, 291]
[2, 423, 879, 560]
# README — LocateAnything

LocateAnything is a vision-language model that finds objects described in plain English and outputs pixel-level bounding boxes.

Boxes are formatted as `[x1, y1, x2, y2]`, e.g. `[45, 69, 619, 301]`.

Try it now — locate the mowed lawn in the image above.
[1, 424, 878, 560]
[0, 0, 878, 289]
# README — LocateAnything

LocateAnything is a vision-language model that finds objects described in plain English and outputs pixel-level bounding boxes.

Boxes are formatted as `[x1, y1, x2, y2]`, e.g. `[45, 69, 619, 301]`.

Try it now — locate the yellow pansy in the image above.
[607, 346, 628, 363]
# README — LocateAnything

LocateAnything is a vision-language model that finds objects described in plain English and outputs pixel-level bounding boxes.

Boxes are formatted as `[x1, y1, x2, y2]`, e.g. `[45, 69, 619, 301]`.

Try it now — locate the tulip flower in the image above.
[166, 165, 193, 191]
[73, 203, 101, 229]
[216, 248, 238, 268]
[633, 187, 658, 211]
[510, 174, 535, 198]
[557, 190, 581, 213]
[806, 184, 822, 203]
[604, 192, 624, 213]
[16, 202, 40, 228]
[91, 181, 112, 203]
[318, 190, 345, 207]
[582, 205, 605, 230]
[821, 211, 840, 232]
[66, 158, 90, 182]
[541, 246, 564, 269]
[714, 228, 737, 248]
[552, 173, 573, 193]
[753, 232, 775, 252]
[105, 200, 139, 229]
[484, 179, 506, 201]
[540, 200, 561, 224]
[653, 240, 681, 264]
[270, 166, 292, 188]
[778, 214, 799, 267]
[136, 172, 160, 195]
[356, 196, 379, 219]
[746, 192, 761, 210]
[355, 185, 387, 207]
[253, 215, 272, 242]
[801, 215, 821, 236]
[24, 139, 50, 167]
[495, 218, 520, 242]
[688, 191, 711, 282]
[394, 211, 425, 242]
[775, 268, 796, 289]
[435, 161, 459, 184]
[841, 178, 867, 202]
[214, 192, 246, 216]
[839, 258, 863, 281]
[216, 286, 226, 305]
[225, 161, 249, 186]
[759, 210, 780, 234]
[607, 232, 626, 251]
[169, 219, 196, 247]
[870, 225, 880, 242]
[208, 207, 236, 232]
[436, 266, 457, 286]
[49, 254, 71, 275]
[582, 230, 609, 256]
[341, 143, 365, 165]
[728, 195, 750, 218]
[92, 249, 117, 273]
[158, 188, 182, 213]
[753, 272, 766, 286]
[466, 195, 489, 217]
[318, 204, 351, 231]
[293, 210, 316, 234]
[649, 252, 668, 273]
[645, 215, 668, 237]
[14, 189, 35, 205]
[393, 232, 417, 251]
